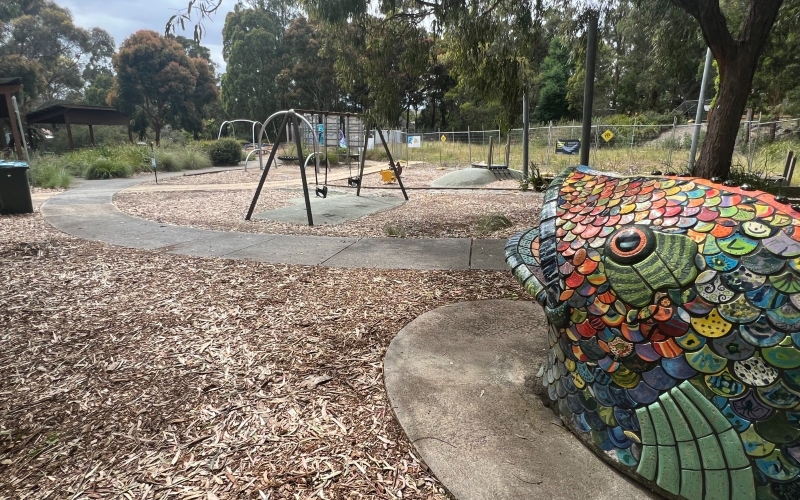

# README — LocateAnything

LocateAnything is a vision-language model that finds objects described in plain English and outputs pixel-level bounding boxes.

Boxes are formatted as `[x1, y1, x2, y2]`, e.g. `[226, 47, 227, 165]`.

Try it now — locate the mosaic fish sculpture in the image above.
[506, 165, 800, 500]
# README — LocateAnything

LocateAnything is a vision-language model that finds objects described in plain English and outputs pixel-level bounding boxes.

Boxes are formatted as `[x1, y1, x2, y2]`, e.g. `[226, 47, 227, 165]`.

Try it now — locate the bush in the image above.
[155, 150, 181, 171]
[85, 157, 132, 179]
[29, 160, 72, 188]
[207, 138, 243, 166]
[181, 148, 212, 170]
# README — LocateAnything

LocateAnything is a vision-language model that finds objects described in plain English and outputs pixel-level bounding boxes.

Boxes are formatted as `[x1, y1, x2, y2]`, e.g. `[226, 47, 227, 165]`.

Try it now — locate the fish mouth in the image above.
[506, 165, 582, 304]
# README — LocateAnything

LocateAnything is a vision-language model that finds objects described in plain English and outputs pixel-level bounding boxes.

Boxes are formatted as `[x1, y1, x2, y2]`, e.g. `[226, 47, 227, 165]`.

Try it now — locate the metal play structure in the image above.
[218, 119, 273, 170]
[245, 109, 408, 226]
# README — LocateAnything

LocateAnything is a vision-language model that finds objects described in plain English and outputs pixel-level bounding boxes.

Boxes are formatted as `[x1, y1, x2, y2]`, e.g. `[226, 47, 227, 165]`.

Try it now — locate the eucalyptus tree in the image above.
[0, 0, 115, 109]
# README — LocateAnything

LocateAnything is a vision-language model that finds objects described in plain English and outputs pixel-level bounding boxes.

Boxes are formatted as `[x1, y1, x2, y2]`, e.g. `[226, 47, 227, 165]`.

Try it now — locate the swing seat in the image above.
[315, 186, 328, 198]
[380, 170, 396, 183]
[348, 176, 361, 188]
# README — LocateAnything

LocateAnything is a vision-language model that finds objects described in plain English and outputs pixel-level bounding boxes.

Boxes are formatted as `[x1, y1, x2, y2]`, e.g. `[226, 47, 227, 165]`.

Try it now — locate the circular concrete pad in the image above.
[384, 300, 660, 500]
[430, 167, 522, 187]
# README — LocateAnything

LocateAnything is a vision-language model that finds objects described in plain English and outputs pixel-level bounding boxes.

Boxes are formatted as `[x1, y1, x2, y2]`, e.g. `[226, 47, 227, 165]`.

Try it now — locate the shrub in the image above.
[384, 224, 407, 238]
[155, 150, 181, 172]
[207, 138, 243, 166]
[181, 148, 212, 170]
[85, 157, 132, 179]
[365, 148, 389, 161]
[29, 161, 72, 188]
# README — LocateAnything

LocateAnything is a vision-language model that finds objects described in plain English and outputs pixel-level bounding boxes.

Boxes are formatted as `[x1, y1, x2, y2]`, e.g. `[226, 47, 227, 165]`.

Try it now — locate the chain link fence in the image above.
[376, 117, 800, 180]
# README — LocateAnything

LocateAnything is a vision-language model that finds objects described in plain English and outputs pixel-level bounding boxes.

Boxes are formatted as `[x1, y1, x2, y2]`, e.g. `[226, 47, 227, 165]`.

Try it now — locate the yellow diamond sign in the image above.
[601, 129, 614, 142]
[440, 135, 447, 142]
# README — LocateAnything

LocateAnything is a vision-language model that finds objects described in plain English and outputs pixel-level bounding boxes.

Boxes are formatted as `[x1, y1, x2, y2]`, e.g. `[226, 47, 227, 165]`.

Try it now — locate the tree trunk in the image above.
[693, 48, 761, 179]
[669, 0, 784, 179]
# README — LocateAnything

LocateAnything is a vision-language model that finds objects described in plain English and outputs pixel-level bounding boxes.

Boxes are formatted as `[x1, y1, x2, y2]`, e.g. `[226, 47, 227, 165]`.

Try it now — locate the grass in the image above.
[28, 160, 72, 189]
[27, 144, 215, 183]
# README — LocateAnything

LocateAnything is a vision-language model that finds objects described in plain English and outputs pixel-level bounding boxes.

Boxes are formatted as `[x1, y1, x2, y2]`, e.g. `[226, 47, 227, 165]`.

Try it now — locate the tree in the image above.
[534, 37, 572, 123]
[667, 0, 784, 178]
[83, 72, 114, 106]
[0, 0, 115, 110]
[110, 30, 203, 145]
[220, 3, 283, 121]
[275, 17, 341, 111]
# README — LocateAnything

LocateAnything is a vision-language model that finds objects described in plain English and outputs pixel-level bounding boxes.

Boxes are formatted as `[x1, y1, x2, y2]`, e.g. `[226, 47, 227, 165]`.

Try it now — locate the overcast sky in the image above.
[56, 0, 236, 74]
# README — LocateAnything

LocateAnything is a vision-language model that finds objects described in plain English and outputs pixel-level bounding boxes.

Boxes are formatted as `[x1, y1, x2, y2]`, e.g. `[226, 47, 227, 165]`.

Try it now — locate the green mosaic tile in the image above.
[704, 469, 731, 500]
[660, 392, 694, 442]
[678, 440, 702, 470]
[730, 467, 756, 500]
[680, 469, 704, 500]
[698, 435, 727, 470]
[656, 445, 680, 495]
[718, 428, 750, 469]
[636, 407, 657, 446]
[670, 386, 713, 438]
[649, 404, 676, 446]
[636, 444, 658, 481]
[678, 381, 732, 433]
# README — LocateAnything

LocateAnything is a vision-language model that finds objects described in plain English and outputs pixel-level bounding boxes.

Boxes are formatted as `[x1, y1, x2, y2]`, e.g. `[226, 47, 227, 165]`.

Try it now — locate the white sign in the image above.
[408, 135, 422, 148]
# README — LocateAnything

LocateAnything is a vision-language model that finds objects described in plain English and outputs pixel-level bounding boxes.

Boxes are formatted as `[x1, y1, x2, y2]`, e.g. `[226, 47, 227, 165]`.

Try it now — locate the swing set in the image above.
[244, 109, 408, 226]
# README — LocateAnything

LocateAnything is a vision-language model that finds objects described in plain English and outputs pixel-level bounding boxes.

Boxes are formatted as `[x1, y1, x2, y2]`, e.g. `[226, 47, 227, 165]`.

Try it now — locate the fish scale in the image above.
[506, 165, 800, 500]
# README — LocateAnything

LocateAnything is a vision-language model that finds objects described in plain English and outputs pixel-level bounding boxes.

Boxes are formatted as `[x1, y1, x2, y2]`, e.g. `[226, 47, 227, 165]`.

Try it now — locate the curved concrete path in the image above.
[384, 300, 660, 500]
[40, 171, 508, 270]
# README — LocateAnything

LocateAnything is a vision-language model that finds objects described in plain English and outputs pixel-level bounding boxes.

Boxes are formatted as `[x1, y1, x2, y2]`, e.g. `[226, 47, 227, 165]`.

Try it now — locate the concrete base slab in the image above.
[430, 168, 523, 188]
[253, 193, 405, 225]
[322, 237, 471, 269]
[384, 300, 660, 500]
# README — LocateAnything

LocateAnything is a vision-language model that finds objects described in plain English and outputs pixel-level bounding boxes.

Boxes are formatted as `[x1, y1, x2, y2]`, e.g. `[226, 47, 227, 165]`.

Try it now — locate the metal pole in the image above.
[376, 127, 409, 200]
[546, 120, 553, 170]
[292, 114, 314, 226]
[629, 116, 637, 168]
[580, 11, 598, 166]
[438, 127, 442, 168]
[522, 91, 529, 178]
[688, 48, 713, 173]
[356, 127, 369, 197]
[593, 124, 599, 167]
[11, 96, 30, 163]
[246, 113, 290, 220]
[667, 116, 677, 169]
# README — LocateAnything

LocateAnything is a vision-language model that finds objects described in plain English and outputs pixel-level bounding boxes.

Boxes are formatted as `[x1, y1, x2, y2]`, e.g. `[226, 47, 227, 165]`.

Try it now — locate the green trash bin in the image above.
[0, 160, 33, 214]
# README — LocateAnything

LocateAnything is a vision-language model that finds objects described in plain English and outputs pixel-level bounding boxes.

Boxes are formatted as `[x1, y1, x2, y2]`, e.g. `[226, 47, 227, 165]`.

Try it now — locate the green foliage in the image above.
[111, 30, 217, 145]
[83, 73, 115, 106]
[364, 148, 389, 161]
[207, 138, 243, 166]
[85, 157, 132, 180]
[221, 5, 283, 120]
[519, 163, 548, 192]
[181, 148, 213, 170]
[533, 38, 573, 123]
[155, 151, 181, 172]
[0, 0, 115, 110]
[29, 159, 72, 189]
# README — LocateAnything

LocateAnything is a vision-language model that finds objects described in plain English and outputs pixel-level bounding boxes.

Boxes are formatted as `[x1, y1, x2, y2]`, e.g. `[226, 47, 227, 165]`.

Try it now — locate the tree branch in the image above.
[667, 0, 735, 61]
[739, 0, 784, 53]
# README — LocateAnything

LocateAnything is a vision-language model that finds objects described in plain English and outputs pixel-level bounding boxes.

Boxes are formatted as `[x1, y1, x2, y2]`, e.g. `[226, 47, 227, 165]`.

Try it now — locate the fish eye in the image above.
[606, 225, 655, 264]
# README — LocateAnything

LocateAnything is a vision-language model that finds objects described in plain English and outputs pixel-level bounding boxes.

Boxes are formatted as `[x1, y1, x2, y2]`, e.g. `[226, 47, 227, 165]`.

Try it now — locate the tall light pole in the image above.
[580, 10, 599, 166]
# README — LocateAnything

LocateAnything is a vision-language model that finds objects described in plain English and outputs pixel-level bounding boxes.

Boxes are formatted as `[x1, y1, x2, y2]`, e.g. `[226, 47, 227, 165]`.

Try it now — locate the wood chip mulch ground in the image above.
[1, 211, 529, 499]
[114, 164, 544, 239]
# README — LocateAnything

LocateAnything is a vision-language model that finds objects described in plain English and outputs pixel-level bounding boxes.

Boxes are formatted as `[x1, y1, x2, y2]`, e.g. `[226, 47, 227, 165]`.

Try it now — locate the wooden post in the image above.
[89, 124, 95, 146]
[745, 108, 753, 144]
[128, 124, 134, 143]
[65, 113, 74, 150]
[4, 91, 24, 159]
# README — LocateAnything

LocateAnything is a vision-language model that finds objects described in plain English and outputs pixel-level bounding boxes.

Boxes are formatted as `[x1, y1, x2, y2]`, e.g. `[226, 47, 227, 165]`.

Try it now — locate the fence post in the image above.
[667, 116, 677, 170]
[546, 120, 553, 170]
[629, 117, 637, 169]
[438, 127, 442, 168]
[468, 126, 472, 165]
[593, 124, 599, 167]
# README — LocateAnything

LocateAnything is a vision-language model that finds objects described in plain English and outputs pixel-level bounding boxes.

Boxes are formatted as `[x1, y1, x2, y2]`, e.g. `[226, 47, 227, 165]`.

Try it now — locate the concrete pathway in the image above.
[40, 169, 508, 270]
[384, 300, 661, 500]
